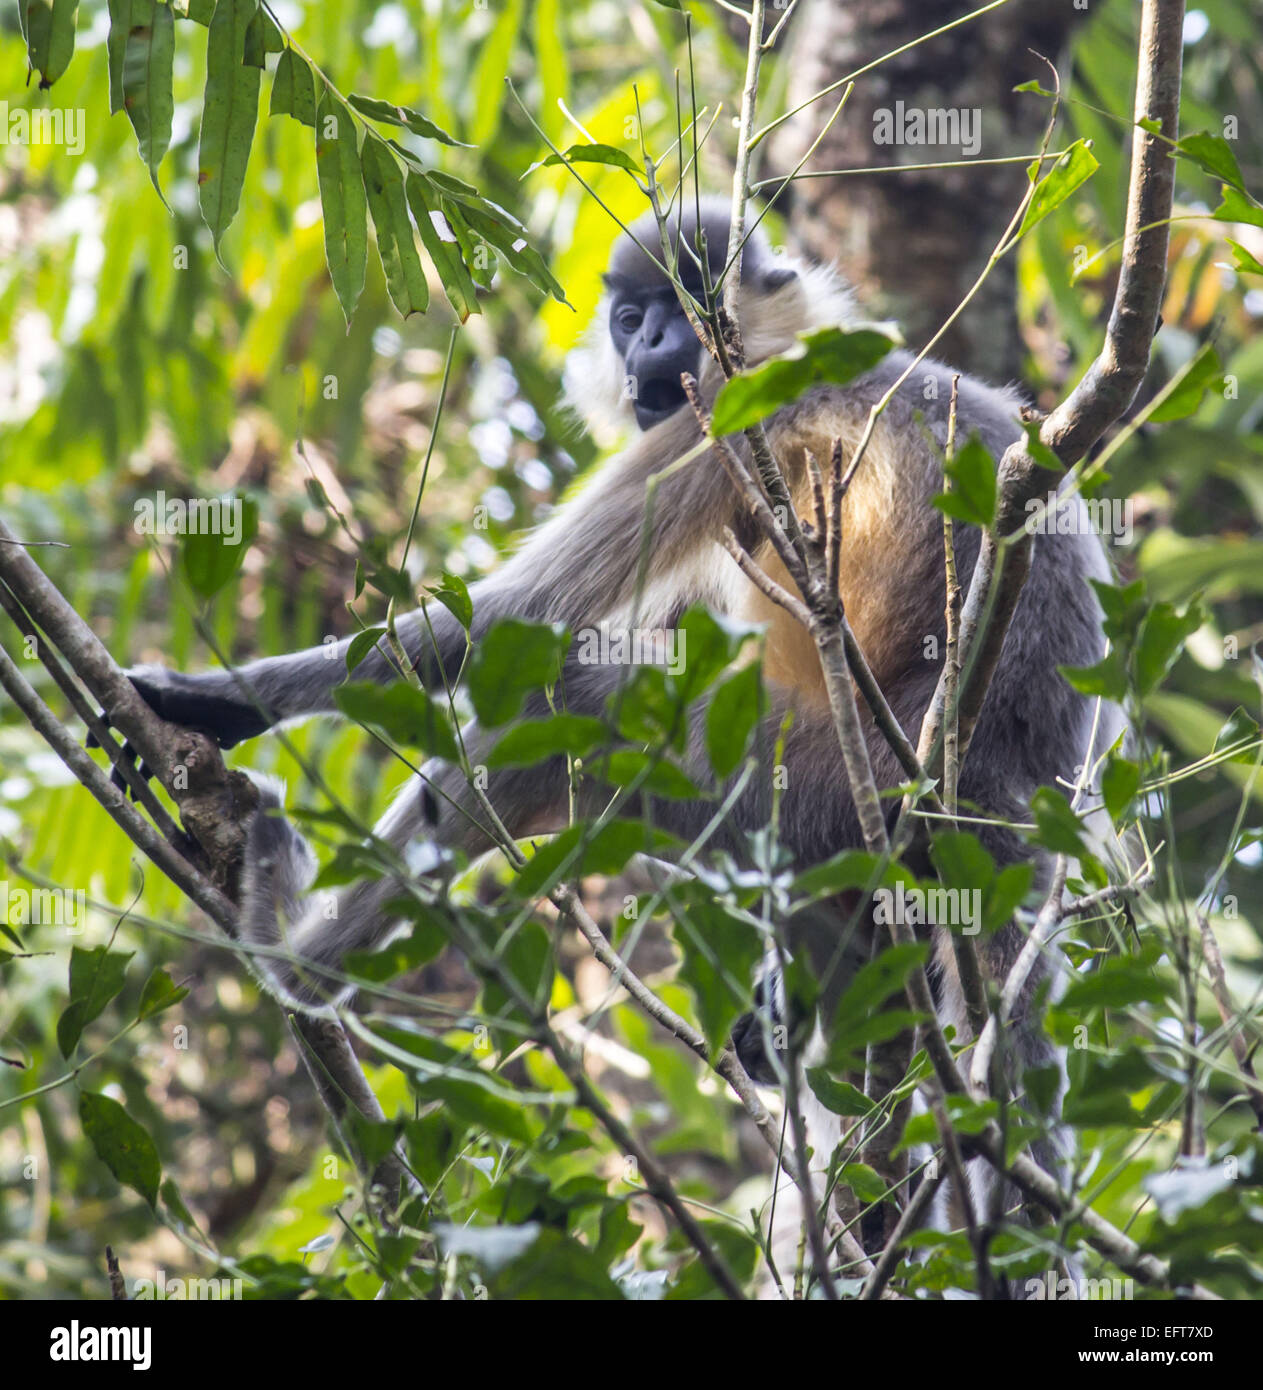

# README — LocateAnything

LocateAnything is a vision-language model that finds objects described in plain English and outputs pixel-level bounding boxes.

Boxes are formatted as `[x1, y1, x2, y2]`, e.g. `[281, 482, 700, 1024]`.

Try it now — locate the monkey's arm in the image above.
[125, 411, 735, 746]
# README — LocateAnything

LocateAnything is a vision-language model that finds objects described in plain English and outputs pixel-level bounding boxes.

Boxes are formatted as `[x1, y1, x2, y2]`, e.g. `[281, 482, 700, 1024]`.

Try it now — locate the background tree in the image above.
[0, 0, 1261, 1303]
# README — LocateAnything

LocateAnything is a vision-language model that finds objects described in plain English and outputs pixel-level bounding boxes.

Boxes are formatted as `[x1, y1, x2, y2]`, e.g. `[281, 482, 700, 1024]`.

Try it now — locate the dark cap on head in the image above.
[607, 197, 797, 298]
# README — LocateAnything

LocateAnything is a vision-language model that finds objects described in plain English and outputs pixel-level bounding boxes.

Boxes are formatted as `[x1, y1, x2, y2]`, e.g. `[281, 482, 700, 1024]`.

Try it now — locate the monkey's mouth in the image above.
[635, 376, 689, 427]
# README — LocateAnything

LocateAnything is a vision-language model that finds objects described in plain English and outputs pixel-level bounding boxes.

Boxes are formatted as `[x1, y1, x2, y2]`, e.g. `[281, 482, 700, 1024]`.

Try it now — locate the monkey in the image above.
[119, 199, 1119, 1285]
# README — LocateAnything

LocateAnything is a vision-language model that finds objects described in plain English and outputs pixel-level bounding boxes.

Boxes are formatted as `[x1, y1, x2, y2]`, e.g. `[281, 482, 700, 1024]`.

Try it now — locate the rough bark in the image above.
[771, 0, 1075, 379]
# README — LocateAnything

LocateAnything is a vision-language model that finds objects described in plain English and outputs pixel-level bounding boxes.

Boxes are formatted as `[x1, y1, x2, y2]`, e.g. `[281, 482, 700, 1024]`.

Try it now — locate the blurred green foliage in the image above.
[0, 0, 1261, 1301]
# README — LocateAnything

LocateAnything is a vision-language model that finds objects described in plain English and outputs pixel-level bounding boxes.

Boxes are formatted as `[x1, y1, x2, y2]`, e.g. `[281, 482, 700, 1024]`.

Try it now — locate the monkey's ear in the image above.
[761, 265, 798, 292]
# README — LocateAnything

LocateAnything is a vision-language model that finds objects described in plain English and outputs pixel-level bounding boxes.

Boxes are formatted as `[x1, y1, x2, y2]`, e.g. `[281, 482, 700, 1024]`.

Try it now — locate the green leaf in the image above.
[667, 1222, 759, 1301]
[825, 942, 928, 1069]
[927, 829, 1029, 934]
[80, 1092, 161, 1207]
[1093, 578, 1148, 643]
[467, 618, 568, 726]
[1028, 787, 1086, 856]
[1213, 707, 1262, 765]
[405, 173, 480, 322]
[1060, 950, 1169, 1012]
[106, 0, 131, 113]
[57, 945, 134, 1056]
[488, 1227, 625, 1300]
[361, 133, 429, 318]
[600, 750, 699, 799]
[897, 1095, 998, 1152]
[1062, 1047, 1162, 1128]
[181, 493, 258, 598]
[344, 913, 447, 984]
[137, 967, 188, 1020]
[347, 93, 468, 147]
[929, 829, 994, 895]
[673, 898, 765, 1056]
[711, 325, 897, 435]
[333, 681, 460, 761]
[1144, 1162, 1234, 1223]
[986, 862, 1035, 934]
[440, 193, 570, 305]
[475, 918, 555, 1034]
[595, 1202, 641, 1266]
[706, 662, 762, 777]
[1228, 240, 1263, 277]
[1134, 598, 1205, 697]
[1211, 185, 1263, 230]
[512, 820, 667, 900]
[1148, 345, 1224, 423]
[671, 607, 759, 705]
[426, 571, 472, 630]
[487, 714, 608, 769]
[1175, 133, 1246, 192]
[840, 1161, 888, 1206]
[1017, 139, 1099, 236]
[528, 142, 642, 176]
[1059, 649, 1128, 701]
[198, 0, 262, 258]
[117, 0, 174, 198]
[23, 0, 78, 88]
[439, 196, 497, 288]
[345, 626, 386, 674]
[160, 1177, 199, 1231]
[932, 432, 997, 528]
[793, 849, 893, 900]
[269, 45, 316, 127]
[805, 1068, 873, 1117]
[1101, 754, 1141, 822]
[315, 88, 368, 324]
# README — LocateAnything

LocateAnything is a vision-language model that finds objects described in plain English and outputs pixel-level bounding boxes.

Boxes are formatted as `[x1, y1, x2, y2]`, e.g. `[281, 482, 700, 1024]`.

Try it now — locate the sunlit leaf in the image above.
[1017, 139, 1099, 236]
[198, 0, 262, 257]
[348, 93, 468, 147]
[406, 172, 480, 321]
[527, 142, 642, 177]
[269, 45, 316, 127]
[1175, 132, 1246, 192]
[932, 432, 997, 528]
[711, 325, 898, 435]
[23, 0, 78, 88]
[117, 0, 174, 199]
[315, 88, 368, 324]
[361, 133, 430, 318]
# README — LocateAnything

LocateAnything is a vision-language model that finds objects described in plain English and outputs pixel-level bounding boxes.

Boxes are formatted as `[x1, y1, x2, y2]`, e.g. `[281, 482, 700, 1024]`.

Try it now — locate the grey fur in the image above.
[130, 207, 1115, 1279]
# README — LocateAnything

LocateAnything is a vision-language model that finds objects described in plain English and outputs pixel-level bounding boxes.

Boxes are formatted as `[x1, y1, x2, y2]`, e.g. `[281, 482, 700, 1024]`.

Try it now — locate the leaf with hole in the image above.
[198, 0, 262, 258]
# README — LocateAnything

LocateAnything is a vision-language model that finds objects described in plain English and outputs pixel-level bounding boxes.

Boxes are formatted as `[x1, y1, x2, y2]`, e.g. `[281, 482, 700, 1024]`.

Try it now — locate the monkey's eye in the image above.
[615, 306, 643, 334]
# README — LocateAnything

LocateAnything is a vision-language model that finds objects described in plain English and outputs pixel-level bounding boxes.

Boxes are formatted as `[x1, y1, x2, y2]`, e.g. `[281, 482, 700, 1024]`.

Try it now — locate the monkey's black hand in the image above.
[731, 1010, 782, 1085]
[123, 666, 274, 749]
[730, 968, 789, 1086]
[87, 667, 275, 796]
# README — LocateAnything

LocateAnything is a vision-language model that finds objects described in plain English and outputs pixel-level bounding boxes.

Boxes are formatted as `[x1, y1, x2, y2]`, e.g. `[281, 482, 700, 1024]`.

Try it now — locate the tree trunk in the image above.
[770, 0, 1075, 382]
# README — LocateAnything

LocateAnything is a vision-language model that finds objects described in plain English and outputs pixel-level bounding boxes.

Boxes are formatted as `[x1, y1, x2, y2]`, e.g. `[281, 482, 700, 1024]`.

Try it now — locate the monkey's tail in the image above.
[236, 773, 334, 1013]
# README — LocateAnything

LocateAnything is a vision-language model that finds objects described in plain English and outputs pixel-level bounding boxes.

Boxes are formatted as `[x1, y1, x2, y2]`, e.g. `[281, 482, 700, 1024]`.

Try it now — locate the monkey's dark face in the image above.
[607, 279, 701, 431]
[604, 198, 800, 431]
